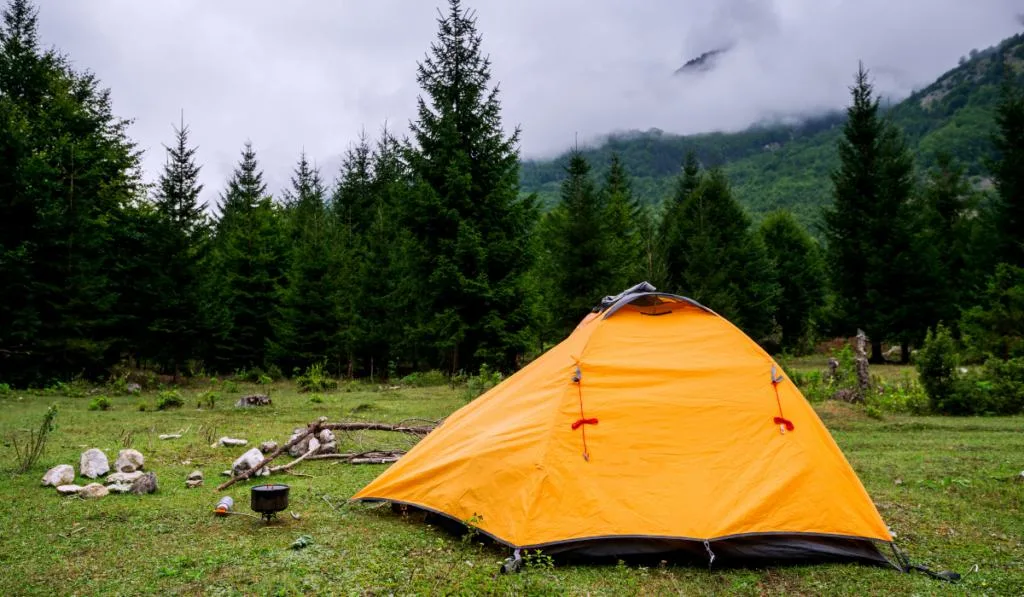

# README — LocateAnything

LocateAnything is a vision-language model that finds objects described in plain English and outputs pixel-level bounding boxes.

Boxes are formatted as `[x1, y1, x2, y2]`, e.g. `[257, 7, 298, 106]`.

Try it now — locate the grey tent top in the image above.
[596, 282, 713, 319]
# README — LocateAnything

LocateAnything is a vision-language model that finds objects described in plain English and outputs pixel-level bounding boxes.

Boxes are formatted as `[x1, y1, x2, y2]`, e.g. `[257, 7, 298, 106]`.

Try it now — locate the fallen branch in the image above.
[269, 445, 319, 474]
[216, 418, 432, 491]
[321, 422, 434, 437]
[216, 418, 324, 491]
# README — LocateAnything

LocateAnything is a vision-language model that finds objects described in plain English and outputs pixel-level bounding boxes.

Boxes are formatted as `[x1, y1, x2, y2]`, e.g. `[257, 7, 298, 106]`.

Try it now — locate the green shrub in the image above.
[916, 324, 960, 413]
[868, 375, 930, 415]
[399, 370, 449, 387]
[197, 391, 219, 409]
[138, 403, 149, 412]
[309, 394, 324, 404]
[257, 374, 272, 386]
[0, 382, 12, 396]
[296, 362, 337, 393]
[87, 396, 112, 411]
[463, 364, 503, 401]
[980, 357, 1024, 415]
[156, 390, 184, 410]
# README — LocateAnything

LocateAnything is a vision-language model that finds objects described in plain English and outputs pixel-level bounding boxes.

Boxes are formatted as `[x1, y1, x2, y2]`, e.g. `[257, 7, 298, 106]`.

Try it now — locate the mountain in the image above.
[673, 47, 731, 76]
[520, 32, 1024, 230]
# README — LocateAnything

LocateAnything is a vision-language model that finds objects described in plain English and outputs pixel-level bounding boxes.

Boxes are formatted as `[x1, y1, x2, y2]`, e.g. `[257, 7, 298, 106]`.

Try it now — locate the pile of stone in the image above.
[41, 448, 158, 498]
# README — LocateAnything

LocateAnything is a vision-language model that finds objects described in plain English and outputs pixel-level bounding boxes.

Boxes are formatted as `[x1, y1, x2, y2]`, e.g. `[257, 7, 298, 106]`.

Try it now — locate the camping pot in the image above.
[250, 483, 289, 520]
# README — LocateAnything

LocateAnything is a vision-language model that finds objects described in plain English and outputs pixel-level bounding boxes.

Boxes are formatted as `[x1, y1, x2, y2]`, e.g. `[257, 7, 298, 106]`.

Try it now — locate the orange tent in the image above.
[351, 283, 895, 567]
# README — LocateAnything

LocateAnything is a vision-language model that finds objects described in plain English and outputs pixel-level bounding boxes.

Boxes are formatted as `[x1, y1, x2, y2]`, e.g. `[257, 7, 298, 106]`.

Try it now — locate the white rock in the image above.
[231, 448, 269, 477]
[56, 484, 83, 495]
[186, 479, 203, 489]
[80, 448, 110, 479]
[318, 429, 335, 444]
[80, 483, 109, 499]
[187, 470, 203, 481]
[106, 471, 143, 484]
[217, 437, 248, 448]
[158, 433, 181, 440]
[42, 464, 75, 487]
[307, 437, 321, 455]
[287, 428, 311, 457]
[107, 483, 133, 494]
[259, 441, 278, 453]
[113, 449, 144, 473]
[319, 441, 338, 455]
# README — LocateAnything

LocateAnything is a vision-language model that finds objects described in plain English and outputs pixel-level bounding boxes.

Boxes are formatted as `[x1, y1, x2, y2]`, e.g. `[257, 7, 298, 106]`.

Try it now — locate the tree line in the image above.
[1, 0, 1022, 395]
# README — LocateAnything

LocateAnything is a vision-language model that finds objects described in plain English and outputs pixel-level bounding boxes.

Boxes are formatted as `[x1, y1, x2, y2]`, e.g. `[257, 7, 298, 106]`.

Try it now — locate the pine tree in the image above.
[660, 168, 780, 342]
[912, 152, 980, 331]
[271, 153, 343, 373]
[758, 211, 827, 352]
[0, 0, 143, 383]
[822, 63, 919, 362]
[601, 153, 645, 290]
[990, 75, 1024, 267]
[147, 117, 209, 376]
[537, 151, 615, 336]
[401, 0, 538, 373]
[207, 141, 285, 371]
[658, 152, 705, 291]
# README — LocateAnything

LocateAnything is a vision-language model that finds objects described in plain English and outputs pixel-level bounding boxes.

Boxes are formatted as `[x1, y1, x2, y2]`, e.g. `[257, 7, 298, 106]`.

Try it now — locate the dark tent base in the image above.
[375, 500, 896, 570]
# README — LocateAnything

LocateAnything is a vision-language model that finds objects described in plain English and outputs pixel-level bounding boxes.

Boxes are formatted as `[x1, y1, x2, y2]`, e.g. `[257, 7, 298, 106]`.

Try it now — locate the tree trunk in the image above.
[900, 341, 910, 364]
[869, 338, 885, 364]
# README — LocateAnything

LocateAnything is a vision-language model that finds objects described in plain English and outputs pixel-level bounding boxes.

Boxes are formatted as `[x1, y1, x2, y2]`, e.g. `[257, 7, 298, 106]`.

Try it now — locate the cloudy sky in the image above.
[37, 0, 1023, 208]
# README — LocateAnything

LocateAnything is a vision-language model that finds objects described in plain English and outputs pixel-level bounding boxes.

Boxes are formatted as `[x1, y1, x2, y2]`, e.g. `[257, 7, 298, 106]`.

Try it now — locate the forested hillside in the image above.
[521, 32, 1024, 227]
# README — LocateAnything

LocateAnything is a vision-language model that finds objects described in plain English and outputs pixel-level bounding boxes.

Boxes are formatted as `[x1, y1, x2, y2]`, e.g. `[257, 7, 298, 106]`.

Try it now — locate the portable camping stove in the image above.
[250, 483, 290, 522]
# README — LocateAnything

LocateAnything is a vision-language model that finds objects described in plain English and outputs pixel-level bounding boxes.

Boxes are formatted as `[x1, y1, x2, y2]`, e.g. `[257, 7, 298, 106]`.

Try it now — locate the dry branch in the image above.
[215, 418, 432, 491]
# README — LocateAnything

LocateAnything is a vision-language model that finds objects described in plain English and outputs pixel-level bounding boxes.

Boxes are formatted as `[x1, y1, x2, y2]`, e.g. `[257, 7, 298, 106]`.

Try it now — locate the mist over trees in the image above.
[2, 0, 1024, 417]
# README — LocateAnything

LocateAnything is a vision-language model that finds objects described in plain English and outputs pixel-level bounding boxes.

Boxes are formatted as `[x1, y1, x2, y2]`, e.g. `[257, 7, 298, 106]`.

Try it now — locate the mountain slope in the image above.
[520, 32, 1024, 229]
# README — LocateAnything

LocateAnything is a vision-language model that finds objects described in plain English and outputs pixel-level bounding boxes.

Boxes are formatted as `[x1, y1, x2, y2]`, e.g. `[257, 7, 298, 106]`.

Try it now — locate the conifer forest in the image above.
[2, 0, 1024, 416]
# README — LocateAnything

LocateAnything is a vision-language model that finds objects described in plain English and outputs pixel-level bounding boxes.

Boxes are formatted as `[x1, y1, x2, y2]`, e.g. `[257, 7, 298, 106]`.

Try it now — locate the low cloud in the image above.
[36, 0, 1023, 206]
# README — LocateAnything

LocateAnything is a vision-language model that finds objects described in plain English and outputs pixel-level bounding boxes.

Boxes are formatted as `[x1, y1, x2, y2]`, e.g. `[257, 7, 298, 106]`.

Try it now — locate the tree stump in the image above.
[854, 329, 871, 401]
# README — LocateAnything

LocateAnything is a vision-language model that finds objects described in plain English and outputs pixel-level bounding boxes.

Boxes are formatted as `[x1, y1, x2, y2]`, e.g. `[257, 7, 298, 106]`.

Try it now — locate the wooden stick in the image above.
[321, 422, 435, 436]
[215, 419, 322, 491]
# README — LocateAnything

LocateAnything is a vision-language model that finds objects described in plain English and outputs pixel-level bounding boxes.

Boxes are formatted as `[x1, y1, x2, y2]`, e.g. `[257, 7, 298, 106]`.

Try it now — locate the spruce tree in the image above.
[207, 141, 285, 371]
[0, 0, 143, 383]
[758, 211, 826, 352]
[402, 0, 538, 373]
[912, 152, 979, 331]
[147, 117, 209, 376]
[271, 153, 343, 373]
[602, 153, 645, 291]
[537, 151, 615, 336]
[822, 63, 918, 362]
[658, 152, 705, 291]
[660, 168, 780, 342]
[990, 76, 1024, 267]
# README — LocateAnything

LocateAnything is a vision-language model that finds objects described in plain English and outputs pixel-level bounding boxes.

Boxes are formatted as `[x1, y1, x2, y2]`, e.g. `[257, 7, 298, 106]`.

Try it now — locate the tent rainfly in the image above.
[351, 282, 957, 579]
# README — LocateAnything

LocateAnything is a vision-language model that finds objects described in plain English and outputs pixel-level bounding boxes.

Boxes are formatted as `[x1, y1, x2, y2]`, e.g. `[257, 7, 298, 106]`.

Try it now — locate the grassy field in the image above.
[1, 381, 1022, 595]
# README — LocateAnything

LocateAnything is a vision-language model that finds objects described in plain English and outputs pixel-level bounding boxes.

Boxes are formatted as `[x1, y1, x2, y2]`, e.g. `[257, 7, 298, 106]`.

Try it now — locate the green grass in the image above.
[1, 381, 1022, 595]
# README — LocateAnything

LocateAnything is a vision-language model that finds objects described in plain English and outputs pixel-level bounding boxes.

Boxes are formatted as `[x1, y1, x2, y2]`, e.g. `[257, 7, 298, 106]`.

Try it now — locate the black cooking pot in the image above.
[251, 483, 290, 518]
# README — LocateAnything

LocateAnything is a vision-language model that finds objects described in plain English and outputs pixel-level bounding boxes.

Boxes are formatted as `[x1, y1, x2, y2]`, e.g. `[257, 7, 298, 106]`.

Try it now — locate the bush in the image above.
[156, 390, 184, 410]
[399, 370, 449, 387]
[309, 394, 324, 404]
[916, 324, 959, 413]
[197, 391, 219, 409]
[979, 357, 1024, 415]
[296, 362, 338, 393]
[867, 375, 931, 415]
[87, 396, 112, 411]
[463, 364, 503, 401]
[0, 382, 11, 396]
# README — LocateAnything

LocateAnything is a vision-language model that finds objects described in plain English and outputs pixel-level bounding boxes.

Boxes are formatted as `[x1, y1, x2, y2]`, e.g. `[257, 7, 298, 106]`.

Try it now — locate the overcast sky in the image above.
[37, 0, 1023, 208]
